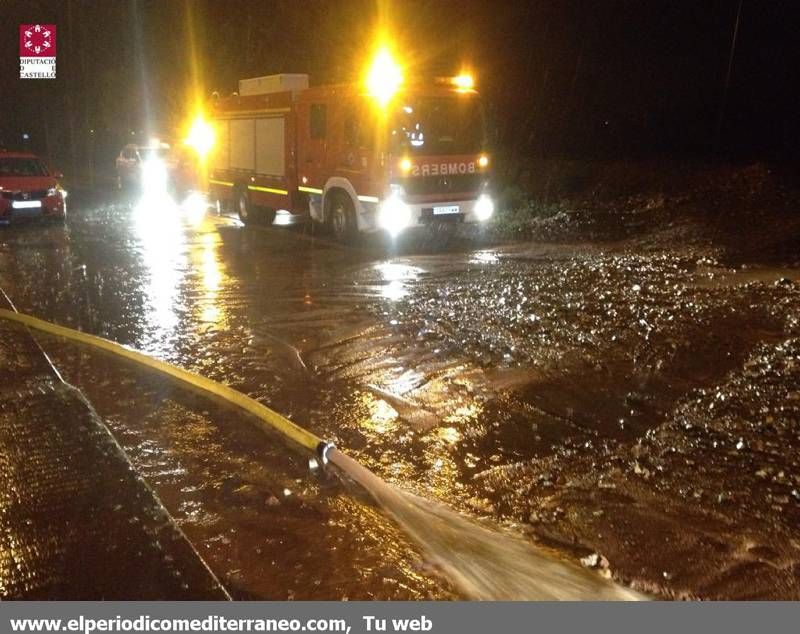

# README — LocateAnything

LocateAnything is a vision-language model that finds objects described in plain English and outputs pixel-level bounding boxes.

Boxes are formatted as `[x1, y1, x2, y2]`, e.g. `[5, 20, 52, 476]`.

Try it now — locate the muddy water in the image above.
[1, 191, 799, 598]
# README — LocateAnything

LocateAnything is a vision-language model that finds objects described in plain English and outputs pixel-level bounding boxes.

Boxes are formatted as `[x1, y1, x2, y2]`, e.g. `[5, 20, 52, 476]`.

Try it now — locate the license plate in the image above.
[433, 205, 460, 216]
[12, 200, 42, 209]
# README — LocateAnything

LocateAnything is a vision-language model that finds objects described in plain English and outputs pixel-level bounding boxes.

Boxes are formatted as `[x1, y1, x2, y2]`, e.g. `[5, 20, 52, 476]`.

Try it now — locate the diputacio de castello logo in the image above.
[19, 24, 57, 79]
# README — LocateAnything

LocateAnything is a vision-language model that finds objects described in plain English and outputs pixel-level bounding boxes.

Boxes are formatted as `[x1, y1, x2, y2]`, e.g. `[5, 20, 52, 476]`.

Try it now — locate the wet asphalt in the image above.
[0, 187, 798, 599]
[0, 320, 229, 600]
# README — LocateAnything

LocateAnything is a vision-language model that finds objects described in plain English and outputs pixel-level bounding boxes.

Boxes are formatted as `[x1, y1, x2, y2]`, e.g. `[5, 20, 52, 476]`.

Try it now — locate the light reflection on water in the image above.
[132, 192, 227, 346]
[374, 261, 423, 301]
[361, 393, 400, 436]
[436, 426, 461, 444]
[385, 369, 424, 395]
[196, 231, 227, 326]
[132, 193, 186, 342]
[470, 250, 500, 265]
[443, 402, 481, 426]
[181, 192, 210, 228]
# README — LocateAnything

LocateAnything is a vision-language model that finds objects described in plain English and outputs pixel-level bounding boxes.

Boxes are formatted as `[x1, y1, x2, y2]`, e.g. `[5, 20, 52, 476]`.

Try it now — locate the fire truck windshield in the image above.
[389, 96, 484, 155]
[138, 147, 170, 160]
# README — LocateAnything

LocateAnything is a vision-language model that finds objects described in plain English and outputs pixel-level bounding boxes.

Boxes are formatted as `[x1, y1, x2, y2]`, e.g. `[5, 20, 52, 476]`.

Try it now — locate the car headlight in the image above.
[474, 193, 494, 221]
[141, 159, 168, 193]
[378, 187, 412, 236]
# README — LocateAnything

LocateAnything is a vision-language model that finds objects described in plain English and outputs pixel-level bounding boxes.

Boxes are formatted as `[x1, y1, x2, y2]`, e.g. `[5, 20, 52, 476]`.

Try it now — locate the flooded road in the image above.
[1, 189, 798, 599]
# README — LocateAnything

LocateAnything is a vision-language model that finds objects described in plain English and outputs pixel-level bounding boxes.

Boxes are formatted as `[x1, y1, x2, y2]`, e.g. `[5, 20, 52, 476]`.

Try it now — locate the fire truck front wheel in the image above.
[327, 192, 358, 243]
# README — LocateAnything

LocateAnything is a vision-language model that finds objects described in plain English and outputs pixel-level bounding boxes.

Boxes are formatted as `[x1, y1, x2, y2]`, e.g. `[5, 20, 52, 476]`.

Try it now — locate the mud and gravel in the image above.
[0, 180, 798, 599]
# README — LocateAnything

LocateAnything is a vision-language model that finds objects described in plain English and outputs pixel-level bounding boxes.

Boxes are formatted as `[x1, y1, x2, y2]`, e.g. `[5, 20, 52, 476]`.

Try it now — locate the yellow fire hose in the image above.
[0, 308, 328, 458]
[0, 306, 648, 600]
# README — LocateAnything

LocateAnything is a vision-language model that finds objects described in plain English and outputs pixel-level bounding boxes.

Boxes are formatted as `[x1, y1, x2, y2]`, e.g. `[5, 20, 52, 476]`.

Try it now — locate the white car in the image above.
[115, 143, 174, 191]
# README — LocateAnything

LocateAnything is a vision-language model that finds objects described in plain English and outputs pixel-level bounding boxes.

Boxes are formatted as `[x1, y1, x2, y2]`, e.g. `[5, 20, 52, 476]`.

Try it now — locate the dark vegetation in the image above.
[488, 160, 800, 265]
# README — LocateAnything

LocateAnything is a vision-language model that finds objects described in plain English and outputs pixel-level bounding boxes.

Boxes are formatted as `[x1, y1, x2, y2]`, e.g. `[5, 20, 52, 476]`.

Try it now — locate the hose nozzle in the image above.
[316, 441, 336, 466]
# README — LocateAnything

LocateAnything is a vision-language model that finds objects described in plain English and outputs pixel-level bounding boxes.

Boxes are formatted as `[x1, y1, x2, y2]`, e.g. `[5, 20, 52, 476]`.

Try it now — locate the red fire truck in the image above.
[206, 67, 494, 241]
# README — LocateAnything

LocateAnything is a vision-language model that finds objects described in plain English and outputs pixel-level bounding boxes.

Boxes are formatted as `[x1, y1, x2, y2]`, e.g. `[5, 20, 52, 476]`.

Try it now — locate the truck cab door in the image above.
[340, 101, 376, 185]
[297, 102, 327, 190]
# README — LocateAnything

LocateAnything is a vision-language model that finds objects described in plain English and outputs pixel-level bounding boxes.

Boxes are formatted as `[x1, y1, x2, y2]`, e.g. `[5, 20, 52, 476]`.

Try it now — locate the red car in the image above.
[0, 151, 67, 224]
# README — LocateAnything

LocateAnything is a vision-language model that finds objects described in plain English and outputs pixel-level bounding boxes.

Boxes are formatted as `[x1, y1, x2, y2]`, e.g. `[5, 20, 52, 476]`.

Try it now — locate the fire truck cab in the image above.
[208, 73, 493, 241]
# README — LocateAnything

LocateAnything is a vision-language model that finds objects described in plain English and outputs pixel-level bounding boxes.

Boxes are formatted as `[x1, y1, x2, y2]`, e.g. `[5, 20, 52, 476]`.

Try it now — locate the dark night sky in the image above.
[1, 0, 799, 172]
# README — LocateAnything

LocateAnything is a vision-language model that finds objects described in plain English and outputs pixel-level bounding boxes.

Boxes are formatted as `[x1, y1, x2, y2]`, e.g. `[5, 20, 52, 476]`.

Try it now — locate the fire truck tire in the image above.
[328, 191, 358, 243]
[236, 188, 253, 225]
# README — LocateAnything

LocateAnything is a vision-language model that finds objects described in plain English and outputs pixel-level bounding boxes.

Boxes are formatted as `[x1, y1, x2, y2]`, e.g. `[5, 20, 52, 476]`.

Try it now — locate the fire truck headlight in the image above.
[141, 158, 168, 194]
[475, 194, 494, 222]
[378, 193, 412, 236]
